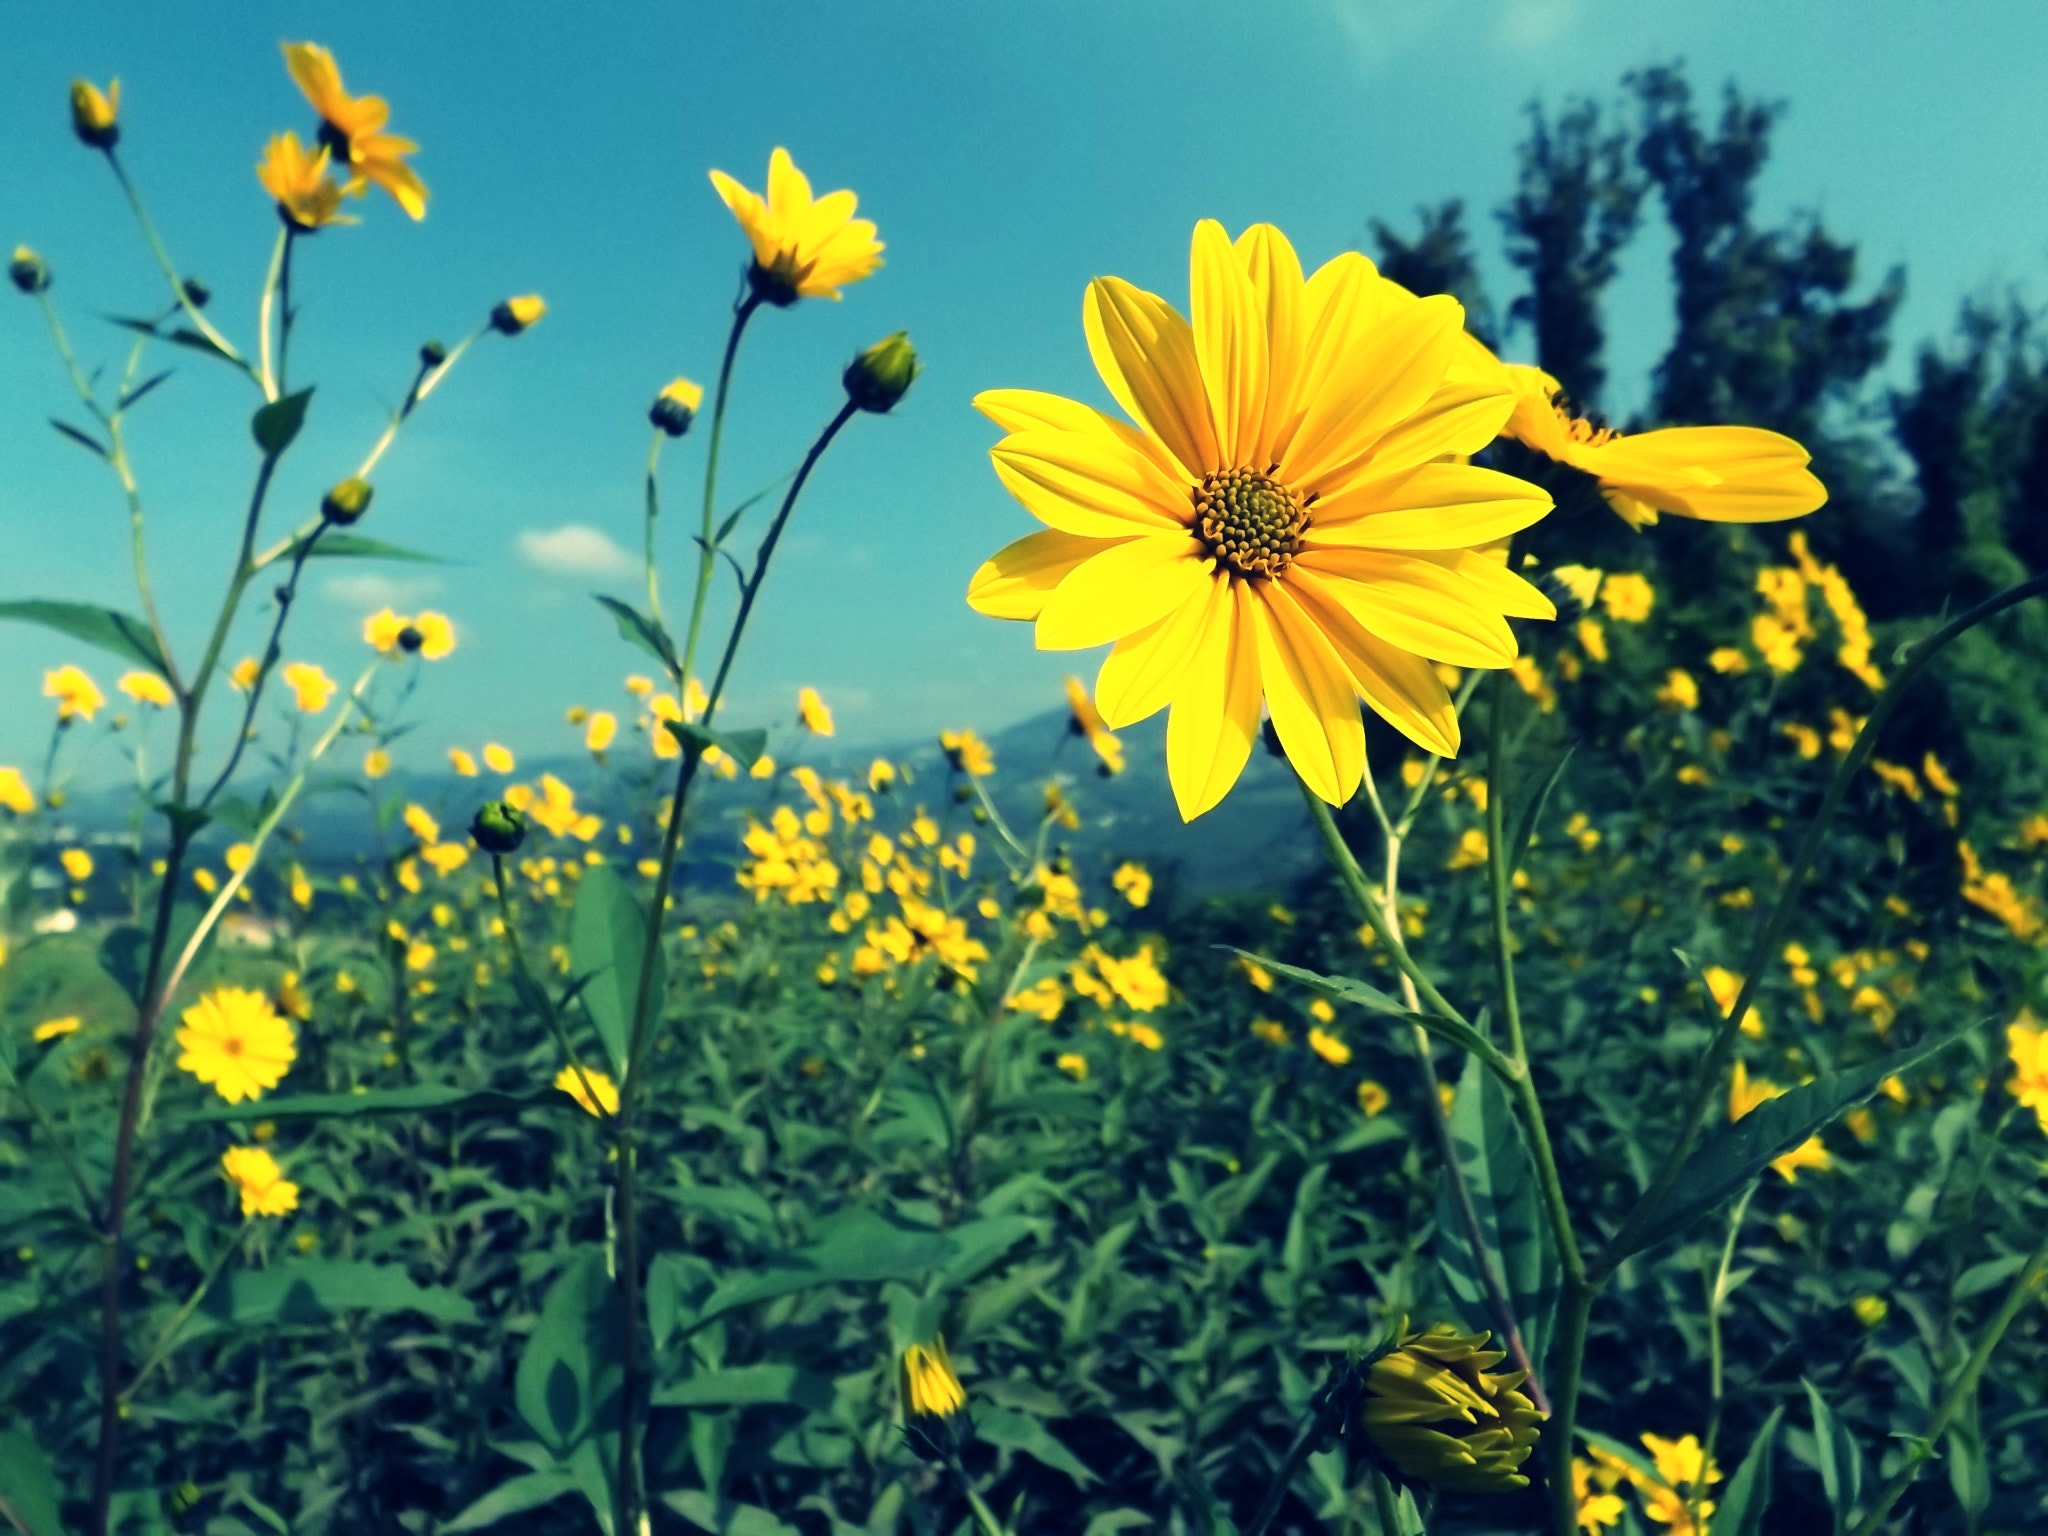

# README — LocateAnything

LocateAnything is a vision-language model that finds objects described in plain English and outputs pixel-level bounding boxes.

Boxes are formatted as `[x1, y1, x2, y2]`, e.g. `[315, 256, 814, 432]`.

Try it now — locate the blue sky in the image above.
[5, 0, 2047, 783]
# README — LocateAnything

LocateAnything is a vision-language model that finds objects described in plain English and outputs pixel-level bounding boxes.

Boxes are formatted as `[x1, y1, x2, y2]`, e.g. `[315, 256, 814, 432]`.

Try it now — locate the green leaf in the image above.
[1714, 1405, 1784, 1536]
[1804, 1377, 1866, 1534]
[293, 532, 453, 565]
[1946, 1416, 1990, 1524]
[1505, 744, 1574, 875]
[570, 862, 663, 1076]
[1434, 1050, 1561, 1374]
[188, 1081, 558, 1123]
[50, 417, 110, 459]
[676, 1209, 963, 1337]
[251, 387, 314, 455]
[178, 1259, 477, 1347]
[1229, 951, 1521, 1083]
[659, 1490, 801, 1536]
[1617, 1023, 1981, 1260]
[593, 594, 679, 673]
[0, 598, 171, 677]
[0, 1427, 65, 1536]
[439, 1470, 579, 1533]
[514, 1251, 622, 1456]
[651, 1364, 836, 1411]
[663, 719, 769, 772]
[119, 368, 175, 411]
[974, 1404, 1099, 1487]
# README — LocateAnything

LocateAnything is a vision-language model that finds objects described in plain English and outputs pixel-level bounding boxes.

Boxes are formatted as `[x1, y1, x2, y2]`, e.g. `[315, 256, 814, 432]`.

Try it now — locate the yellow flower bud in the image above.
[649, 376, 704, 437]
[321, 477, 374, 526]
[491, 294, 547, 335]
[844, 331, 919, 414]
[70, 78, 120, 149]
[1361, 1324, 1542, 1493]
[898, 1336, 970, 1462]
[10, 246, 52, 295]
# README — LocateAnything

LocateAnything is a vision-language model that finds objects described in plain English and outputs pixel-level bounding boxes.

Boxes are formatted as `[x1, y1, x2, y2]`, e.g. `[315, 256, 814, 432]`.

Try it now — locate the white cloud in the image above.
[1493, 0, 1581, 50]
[323, 572, 442, 609]
[516, 523, 638, 578]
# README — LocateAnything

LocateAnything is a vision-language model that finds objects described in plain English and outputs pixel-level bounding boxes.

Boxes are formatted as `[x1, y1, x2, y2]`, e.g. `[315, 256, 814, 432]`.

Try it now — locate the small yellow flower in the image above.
[898, 1336, 968, 1459]
[449, 747, 479, 777]
[868, 759, 897, 793]
[1850, 1294, 1889, 1329]
[176, 987, 296, 1104]
[650, 377, 703, 437]
[1703, 966, 1765, 1039]
[364, 748, 391, 779]
[279, 662, 337, 713]
[33, 1016, 82, 1042]
[1598, 572, 1655, 623]
[483, 742, 516, 774]
[554, 1064, 618, 1117]
[282, 43, 427, 219]
[403, 804, 440, 845]
[1708, 645, 1749, 674]
[225, 843, 254, 874]
[1239, 957, 1275, 992]
[412, 611, 456, 659]
[586, 711, 618, 754]
[256, 132, 354, 230]
[1656, 669, 1699, 712]
[1358, 1079, 1391, 1116]
[2007, 1012, 2048, 1134]
[1125, 1023, 1164, 1050]
[0, 767, 35, 815]
[228, 657, 261, 693]
[1251, 1019, 1290, 1047]
[1064, 675, 1125, 775]
[797, 687, 835, 736]
[70, 78, 120, 148]
[709, 147, 884, 305]
[1361, 1324, 1543, 1493]
[45, 665, 105, 722]
[221, 1146, 300, 1219]
[939, 729, 994, 777]
[60, 847, 94, 883]
[1056, 1052, 1089, 1082]
[1111, 861, 1152, 908]
[1307, 1027, 1351, 1066]
[119, 671, 174, 708]
[1573, 1458, 1626, 1532]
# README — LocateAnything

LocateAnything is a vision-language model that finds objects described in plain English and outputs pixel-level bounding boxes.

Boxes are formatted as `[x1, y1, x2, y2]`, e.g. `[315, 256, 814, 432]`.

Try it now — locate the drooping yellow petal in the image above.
[990, 429, 1190, 537]
[1308, 463, 1552, 551]
[967, 529, 1103, 620]
[1583, 426, 1827, 523]
[1287, 567, 1461, 756]
[1293, 549, 1517, 668]
[1084, 277, 1219, 478]
[1233, 224, 1306, 465]
[1499, 363, 1576, 459]
[1164, 580, 1262, 820]
[1094, 578, 1221, 729]
[1035, 535, 1212, 650]
[1284, 293, 1464, 491]
[1190, 219, 1269, 468]
[1250, 581, 1365, 806]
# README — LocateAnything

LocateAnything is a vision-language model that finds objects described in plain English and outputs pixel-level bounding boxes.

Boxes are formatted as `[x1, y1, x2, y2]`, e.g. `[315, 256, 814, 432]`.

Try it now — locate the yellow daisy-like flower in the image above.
[483, 742, 516, 774]
[45, 664, 105, 722]
[0, 766, 36, 815]
[1728, 1060, 1832, 1181]
[279, 661, 337, 713]
[1358, 1079, 1391, 1116]
[229, 657, 260, 692]
[221, 1145, 300, 1218]
[1307, 1026, 1352, 1066]
[939, 728, 994, 778]
[118, 671, 174, 708]
[2007, 1012, 2048, 1134]
[1111, 861, 1152, 908]
[1361, 1323, 1543, 1493]
[60, 848, 94, 882]
[282, 43, 427, 220]
[968, 222, 1555, 820]
[176, 987, 296, 1105]
[585, 711, 618, 754]
[708, 147, 883, 305]
[553, 1063, 619, 1117]
[1065, 675, 1126, 775]
[364, 748, 391, 779]
[1501, 363, 1826, 529]
[363, 607, 455, 660]
[256, 132, 354, 231]
[797, 687, 835, 736]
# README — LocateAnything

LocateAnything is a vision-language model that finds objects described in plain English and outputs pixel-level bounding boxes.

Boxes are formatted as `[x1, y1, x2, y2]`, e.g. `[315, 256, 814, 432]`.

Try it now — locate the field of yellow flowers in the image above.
[4, 43, 2048, 1536]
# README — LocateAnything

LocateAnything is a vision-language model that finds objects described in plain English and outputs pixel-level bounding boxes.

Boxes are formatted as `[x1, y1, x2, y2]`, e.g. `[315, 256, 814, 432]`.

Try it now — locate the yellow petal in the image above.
[1035, 535, 1212, 651]
[1250, 582, 1365, 806]
[1316, 373, 1516, 498]
[1445, 547, 1557, 621]
[1233, 224, 1306, 465]
[974, 389, 1187, 483]
[1587, 426, 1827, 523]
[989, 429, 1189, 537]
[1286, 567, 1460, 755]
[1190, 219, 1268, 468]
[1307, 463, 1552, 551]
[1500, 363, 1574, 458]
[966, 528, 1103, 620]
[1165, 580, 1262, 820]
[1084, 277, 1219, 479]
[1095, 576, 1226, 729]
[1292, 549, 1517, 668]
[1284, 292, 1463, 492]
[766, 146, 811, 223]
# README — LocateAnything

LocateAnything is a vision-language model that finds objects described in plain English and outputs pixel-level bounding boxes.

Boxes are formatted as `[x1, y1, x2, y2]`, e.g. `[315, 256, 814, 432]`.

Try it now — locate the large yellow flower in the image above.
[282, 43, 427, 220]
[968, 222, 1555, 819]
[176, 987, 296, 1105]
[256, 132, 354, 231]
[708, 148, 883, 304]
[1501, 364, 1825, 529]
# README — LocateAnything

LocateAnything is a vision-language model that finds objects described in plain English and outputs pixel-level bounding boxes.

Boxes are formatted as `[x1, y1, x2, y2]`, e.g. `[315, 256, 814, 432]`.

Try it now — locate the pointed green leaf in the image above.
[1714, 1405, 1784, 1536]
[0, 1428, 65, 1536]
[176, 1258, 477, 1349]
[1505, 744, 1574, 875]
[514, 1251, 622, 1456]
[440, 1471, 580, 1533]
[0, 598, 170, 676]
[569, 861, 662, 1075]
[1616, 1022, 1980, 1260]
[118, 368, 176, 411]
[293, 532, 453, 564]
[188, 1081, 556, 1122]
[663, 718, 768, 771]
[1804, 1378, 1866, 1533]
[593, 594, 678, 673]
[650, 1364, 836, 1411]
[252, 387, 314, 455]
[50, 417, 110, 459]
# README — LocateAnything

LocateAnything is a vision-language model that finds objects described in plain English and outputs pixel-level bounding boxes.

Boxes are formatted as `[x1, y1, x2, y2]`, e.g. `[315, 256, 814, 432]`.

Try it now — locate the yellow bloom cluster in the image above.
[739, 805, 841, 905]
[1959, 841, 2045, 943]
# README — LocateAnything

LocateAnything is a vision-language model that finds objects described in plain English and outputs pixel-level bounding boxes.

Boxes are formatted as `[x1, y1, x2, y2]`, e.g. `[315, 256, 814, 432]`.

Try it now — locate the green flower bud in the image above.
[9, 246, 51, 296]
[470, 801, 526, 854]
[843, 331, 919, 414]
[321, 477, 374, 526]
[420, 340, 449, 367]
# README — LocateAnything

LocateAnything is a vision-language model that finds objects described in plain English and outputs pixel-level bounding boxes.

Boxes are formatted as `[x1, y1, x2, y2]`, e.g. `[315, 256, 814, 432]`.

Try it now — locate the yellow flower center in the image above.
[223, 1037, 244, 1056]
[1192, 467, 1310, 578]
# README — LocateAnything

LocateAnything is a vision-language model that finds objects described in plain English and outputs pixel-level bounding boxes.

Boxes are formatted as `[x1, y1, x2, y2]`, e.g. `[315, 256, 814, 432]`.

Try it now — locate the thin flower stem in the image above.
[489, 854, 610, 1122]
[199, 525, 328, 808]
[105, 150, 252, 379]
[119, 1225, 253, 1406]
[678, 291, 763, 686]
[1697, 1184, 1756, 1528]
[257, 228, 288, 401]
[0, 1051, 101, 1223]
[644, 429, 668, 630]
[947, 1453, 1010, 1536]
[1598, 571, 2048, 1275]
[1848, 1227, 2048, 1536]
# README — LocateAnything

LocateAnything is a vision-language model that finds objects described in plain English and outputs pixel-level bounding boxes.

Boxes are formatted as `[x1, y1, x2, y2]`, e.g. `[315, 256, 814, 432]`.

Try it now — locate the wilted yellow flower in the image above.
[119, 671, 174, 708]
[554, 1064, 619, 1117]
[60, 848, 94, 883]
[797, 687, 835, 736]
[280, 662, 337, 713]
[586, 711, 618, 754]
[968, 222, 1555, 819]
[1728, 1061, 1831, 1181]
[1361, 1324, 1543, 1493]
[1502, 364, 1824, 529]
[0, 767, 35, 815]
[45, 665, 105, 722]
[221, 1145, 300, 1219]
[176, 987, 296, 1104]
[282, 43, 427, 219]
[256, 132, 354, 230]
[33, 1016, 82, 1042]
[70, 79, 120, 148]
[709, 147, 883, 305]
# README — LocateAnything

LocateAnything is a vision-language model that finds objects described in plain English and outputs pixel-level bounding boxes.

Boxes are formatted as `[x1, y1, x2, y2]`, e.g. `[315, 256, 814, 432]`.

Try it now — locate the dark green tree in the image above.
[1372, 199, 1498, 348]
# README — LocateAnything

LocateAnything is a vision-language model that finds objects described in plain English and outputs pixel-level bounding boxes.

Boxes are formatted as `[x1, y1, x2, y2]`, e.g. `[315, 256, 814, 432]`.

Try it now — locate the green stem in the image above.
[105, 149, 252, 380]
[948, 1453, 1010, 1536]
[1599, 570, 2048, 1275]
[1848, 1227, 2048, 1536]
[677, 292, 763, 685]
[257, 227, 287, 400]
[490, 855, 609, 1119]
[1545, 1274, 1595, 1536]
[0, 1051, 101, 1222]
[644, 429, 668, 630]
[1697, 1185, 1756, 1529]
[119, 1226, 252, 1406]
